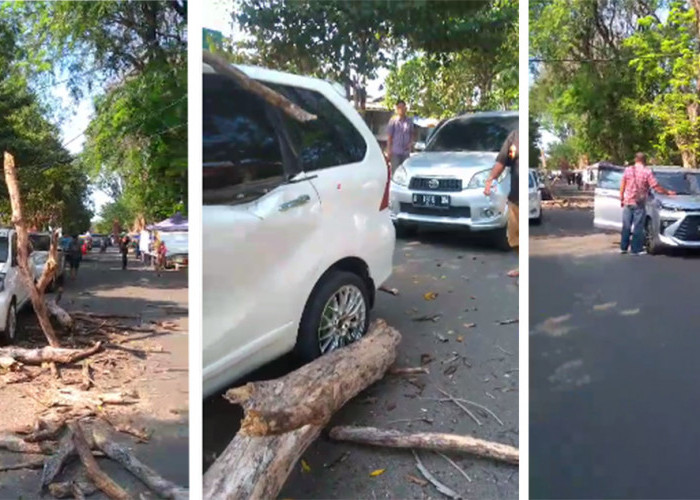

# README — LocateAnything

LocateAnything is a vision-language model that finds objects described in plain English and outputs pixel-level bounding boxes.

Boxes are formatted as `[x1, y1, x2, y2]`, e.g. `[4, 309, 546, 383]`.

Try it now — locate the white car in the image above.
[0, 229, 36, 344]
[529, 169, 543, 224]
[29, 232, 65, 290]
[202, 64, 396, 397]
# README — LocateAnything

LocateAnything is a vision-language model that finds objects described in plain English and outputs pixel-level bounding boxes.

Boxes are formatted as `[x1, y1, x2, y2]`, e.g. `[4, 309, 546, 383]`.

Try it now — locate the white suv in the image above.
[202, 64, 395, 397]
[0, 229, 35, 344]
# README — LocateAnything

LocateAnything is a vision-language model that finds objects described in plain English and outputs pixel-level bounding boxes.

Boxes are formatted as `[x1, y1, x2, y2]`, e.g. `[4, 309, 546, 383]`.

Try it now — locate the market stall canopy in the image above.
[148, 212, 188, 232]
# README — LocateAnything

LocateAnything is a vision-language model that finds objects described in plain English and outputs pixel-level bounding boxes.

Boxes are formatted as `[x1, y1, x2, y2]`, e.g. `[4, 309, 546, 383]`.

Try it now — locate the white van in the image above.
[202, 64, 395, 397]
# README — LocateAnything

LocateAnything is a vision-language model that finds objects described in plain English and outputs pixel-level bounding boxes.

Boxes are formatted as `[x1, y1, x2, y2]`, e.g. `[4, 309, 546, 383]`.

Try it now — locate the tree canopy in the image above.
[530, 0, 700, 168]
[4, 1, 187, 233]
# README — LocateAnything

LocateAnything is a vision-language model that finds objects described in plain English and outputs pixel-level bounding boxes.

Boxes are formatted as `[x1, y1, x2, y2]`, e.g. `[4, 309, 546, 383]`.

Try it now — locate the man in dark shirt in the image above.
[483, 130, 519, 277]
[120, 234, 130, 270]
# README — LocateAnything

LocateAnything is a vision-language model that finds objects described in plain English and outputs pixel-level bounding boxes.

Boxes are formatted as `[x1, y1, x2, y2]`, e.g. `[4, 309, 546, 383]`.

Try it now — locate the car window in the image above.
[267, 83, 367, 171]
[655, 171, 700, 195]
[598, 167, 623, 190]
[29, 234, 51, 251]
[529, 172, 535, 188]
[203, 74, 289, 205]
[425, 116, 517, 152]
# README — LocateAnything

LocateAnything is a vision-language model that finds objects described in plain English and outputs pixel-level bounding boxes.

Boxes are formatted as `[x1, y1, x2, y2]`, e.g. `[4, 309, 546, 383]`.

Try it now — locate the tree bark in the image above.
[3, 151, 61, 347]
[46, 298, 73, 330]
[203, 424, 322, 500]
[225, 319, 401, 436]
[203, 51, 317, 123]
[0, 342, 101, 365]
[68, 422, 130, 500]
[329, 426, 519, 465]
[91, 420, 188, 500]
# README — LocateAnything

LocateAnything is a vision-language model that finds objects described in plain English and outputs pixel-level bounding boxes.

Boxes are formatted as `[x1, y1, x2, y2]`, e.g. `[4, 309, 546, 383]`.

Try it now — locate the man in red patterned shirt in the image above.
[619, 152, 675, 255]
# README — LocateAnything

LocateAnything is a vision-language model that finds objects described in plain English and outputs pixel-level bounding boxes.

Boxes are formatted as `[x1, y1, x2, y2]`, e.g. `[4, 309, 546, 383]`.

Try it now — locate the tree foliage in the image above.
[530, 0, 700, 168]
[10, 1, 188, 228]
[232, 0, 517, 110]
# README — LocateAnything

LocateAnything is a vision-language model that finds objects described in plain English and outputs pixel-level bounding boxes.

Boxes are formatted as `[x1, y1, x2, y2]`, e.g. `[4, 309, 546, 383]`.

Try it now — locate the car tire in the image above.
[645, 219, 660, 255]
[532, 211, 543, 225]
[0, 300, 17, 345]
[395, 222, 418, 239]
[294, 270, 371, 363]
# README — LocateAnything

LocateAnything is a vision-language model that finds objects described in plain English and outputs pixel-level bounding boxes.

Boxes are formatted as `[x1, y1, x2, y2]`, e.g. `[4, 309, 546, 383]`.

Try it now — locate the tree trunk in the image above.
[225, 319, 401, 436]
[92, 420, 188, 500]
[3, 151, 61, 347]
[329, 426, 519, 465]
[203, 425, 322, 500]
[204, 320, 401, 499]
[203, 51, 316, 123]
[0, 342, 102, 365]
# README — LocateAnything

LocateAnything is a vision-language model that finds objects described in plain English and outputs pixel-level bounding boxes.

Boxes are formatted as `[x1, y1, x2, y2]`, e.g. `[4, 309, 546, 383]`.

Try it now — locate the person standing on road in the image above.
[484, 130, 519, 278]
[120, 234, 130, 270]
[67, 234, 82, 280]
[620, 152, 675, 255]
[385, 99, 414, 173]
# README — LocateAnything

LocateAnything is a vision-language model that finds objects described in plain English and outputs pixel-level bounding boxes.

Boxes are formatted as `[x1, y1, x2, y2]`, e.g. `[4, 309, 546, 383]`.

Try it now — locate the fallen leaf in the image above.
[407, 474, 429, 486]
[412, 314, 442, 323]
[370, 468, 386, 477]
[420, 353, 435, 365]
[456, 336, 464, 342]
[386, 402, 396, 411]
[434, 333, 448, 343]
[440, 275, 447, 279]
[444, 365, 458, 376]
[463, 323, 476, 329]
[423, 292, 438, 301]
[498, 318, 519, 325]
[301, 459, 311, 473]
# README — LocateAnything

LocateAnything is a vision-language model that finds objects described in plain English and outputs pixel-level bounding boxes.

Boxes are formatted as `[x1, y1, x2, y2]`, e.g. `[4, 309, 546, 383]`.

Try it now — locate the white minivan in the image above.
[0, 228, 36, 344]
[202, 64, 396, 397]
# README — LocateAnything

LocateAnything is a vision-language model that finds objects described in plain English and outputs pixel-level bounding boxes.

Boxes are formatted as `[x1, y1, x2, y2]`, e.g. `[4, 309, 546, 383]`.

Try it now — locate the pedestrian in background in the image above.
[120, 234, 130, 270]
[484, 129, 519, 278]
[385, 99, 414, 173]
[67, 234, 82, 280]
[619, 152, 675, 255]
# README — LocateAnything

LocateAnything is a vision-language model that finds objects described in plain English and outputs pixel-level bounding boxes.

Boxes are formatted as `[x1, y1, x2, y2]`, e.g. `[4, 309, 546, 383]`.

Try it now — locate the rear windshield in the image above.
[655, 171, 700, 195]
[425, 116, 517, 153]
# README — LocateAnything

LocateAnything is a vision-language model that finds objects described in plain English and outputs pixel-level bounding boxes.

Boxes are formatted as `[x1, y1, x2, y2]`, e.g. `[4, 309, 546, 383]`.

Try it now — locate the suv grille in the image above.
[409, 177, 462, 192]
[399, 203, 471, 218]
[674, 216, 700, 242]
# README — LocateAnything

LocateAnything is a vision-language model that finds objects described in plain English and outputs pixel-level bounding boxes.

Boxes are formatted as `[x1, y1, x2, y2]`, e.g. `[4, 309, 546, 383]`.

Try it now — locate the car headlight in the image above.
[392, 166, 409, 187]
[467, 169, 492, 189]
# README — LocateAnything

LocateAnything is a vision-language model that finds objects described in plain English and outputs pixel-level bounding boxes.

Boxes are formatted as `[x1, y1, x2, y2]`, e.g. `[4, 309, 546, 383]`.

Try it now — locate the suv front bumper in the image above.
[657, 211, 700, 247]
[389, 182, 508, 231]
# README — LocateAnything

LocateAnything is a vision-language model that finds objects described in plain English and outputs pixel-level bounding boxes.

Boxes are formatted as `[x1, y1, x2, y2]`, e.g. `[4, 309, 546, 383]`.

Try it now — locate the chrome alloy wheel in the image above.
[317, 284, 367, 353]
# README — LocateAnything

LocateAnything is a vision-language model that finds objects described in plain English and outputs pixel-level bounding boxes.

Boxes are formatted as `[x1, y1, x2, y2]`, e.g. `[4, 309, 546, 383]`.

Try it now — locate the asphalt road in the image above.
[530, 205, 700, 499]
[204, 227, 519, 499]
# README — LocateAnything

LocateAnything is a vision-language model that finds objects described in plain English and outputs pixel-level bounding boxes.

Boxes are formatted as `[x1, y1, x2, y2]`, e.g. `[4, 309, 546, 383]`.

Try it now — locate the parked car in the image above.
[529, 169, 543, 224]
[594, 164, 700, 254]
[389, 111, 518, 248]
[202, 64, 395, 396]
[0, 229, 36, 344]
[29, 232, 65, 290]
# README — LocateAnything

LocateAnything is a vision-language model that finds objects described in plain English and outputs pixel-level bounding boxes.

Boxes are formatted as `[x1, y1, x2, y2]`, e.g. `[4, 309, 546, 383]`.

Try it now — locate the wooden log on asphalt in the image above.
[225, 319, 401, 436]
[91, 420, 188, 500]
[68, 422, 130, 500]
[48, 477, 97, 499]
[204, 319, 401, 499]
[42, 430, 76, 488]
[328, 426, 519, 465]
[203, 51, 317, 123]
[203, 424, 322, 500]
[0, 432, 55, 454]
[0, 342, 101, 365]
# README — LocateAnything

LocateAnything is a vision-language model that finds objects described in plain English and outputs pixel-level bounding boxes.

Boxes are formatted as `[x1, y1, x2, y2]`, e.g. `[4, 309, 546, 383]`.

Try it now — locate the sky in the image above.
[51, 77, 112, 221]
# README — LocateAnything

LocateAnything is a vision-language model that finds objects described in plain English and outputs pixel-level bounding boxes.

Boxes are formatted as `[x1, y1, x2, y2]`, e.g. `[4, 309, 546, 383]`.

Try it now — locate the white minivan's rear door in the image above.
[202, 73, 322, 396]
[594, 164, 624, 231]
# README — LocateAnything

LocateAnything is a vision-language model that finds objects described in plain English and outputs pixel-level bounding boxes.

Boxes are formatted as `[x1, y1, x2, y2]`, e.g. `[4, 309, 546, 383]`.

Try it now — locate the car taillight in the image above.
[379, 156, 391, 210]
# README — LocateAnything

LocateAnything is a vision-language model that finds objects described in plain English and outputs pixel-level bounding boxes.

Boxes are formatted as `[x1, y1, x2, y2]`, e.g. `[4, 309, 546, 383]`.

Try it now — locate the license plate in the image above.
[412, 193, 450, 209]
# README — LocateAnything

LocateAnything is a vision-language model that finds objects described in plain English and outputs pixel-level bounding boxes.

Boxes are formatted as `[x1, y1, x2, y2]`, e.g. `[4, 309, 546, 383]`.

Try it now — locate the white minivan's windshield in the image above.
[425, 116, 517, 153]
[655, 171, 700, 195]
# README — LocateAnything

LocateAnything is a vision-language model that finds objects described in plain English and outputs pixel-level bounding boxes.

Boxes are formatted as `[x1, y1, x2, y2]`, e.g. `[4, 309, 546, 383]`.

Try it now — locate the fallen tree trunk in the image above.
[0, 432, 55, 454]
[68, 422, 129, 500]
[329, 426, 519, 465]
[92, 420, 188, 500]
[203, 425, 322, 500]
[226, 319, 401, 436]
[0, 342, 101, 365]
[46, 298, 73, 330]
[204, 319, 401, 499]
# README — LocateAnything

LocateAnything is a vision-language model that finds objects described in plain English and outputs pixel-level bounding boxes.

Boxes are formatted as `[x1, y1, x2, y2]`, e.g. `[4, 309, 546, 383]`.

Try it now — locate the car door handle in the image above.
[279, 195, 311, 212]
